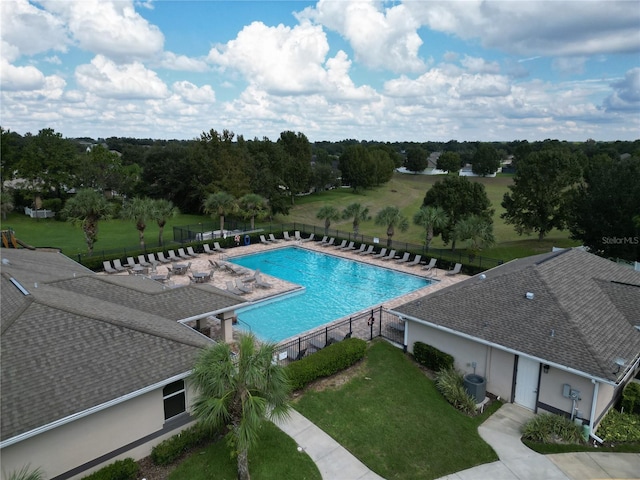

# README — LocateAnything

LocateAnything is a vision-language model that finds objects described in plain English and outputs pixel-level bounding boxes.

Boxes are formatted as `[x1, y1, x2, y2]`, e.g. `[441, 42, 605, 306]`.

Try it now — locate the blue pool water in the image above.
[231, 247, 432, 342]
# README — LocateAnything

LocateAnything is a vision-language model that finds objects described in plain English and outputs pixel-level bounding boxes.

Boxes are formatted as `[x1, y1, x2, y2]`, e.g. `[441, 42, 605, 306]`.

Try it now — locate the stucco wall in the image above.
[1, 381, 198, 480]
[538, 368, 595, 422]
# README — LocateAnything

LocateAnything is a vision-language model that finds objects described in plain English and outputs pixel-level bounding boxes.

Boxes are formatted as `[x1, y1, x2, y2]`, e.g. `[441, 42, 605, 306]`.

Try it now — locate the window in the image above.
[163, 380, 186, 420]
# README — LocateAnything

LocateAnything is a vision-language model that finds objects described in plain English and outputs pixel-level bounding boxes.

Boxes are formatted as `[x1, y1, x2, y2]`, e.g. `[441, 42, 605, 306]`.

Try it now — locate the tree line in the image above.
[1, 126, 638, 260]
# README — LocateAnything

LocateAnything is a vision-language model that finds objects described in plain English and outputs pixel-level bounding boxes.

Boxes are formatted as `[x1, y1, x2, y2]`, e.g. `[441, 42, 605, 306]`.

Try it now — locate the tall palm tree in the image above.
[203, 191, 237, 235]
[413, 206, 449, 251]
[342, 203, 370, 236]
[61, 189, 112, 255]
[453, 214, 495, 258]
[191, 333, 290, 480]
[374, 206, 409, 247]
[238, 193, 269, 230]
[150, 199, 179, 247]
[316, 205, 341, 236]
[121, 197, 155, 250]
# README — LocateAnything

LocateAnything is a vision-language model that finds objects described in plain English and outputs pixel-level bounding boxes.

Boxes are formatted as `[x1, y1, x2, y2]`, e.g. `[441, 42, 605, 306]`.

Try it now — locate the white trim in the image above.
[179, 304, 249, 324]
[394, 312, 618, 387]
[589, 380, 604, 443]
[0, 371, 192, 449]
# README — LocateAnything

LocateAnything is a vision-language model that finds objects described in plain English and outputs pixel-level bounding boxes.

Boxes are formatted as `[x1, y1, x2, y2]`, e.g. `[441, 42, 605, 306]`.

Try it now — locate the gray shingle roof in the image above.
[392, 249, 640, 384]
[0, 249, 245, 443]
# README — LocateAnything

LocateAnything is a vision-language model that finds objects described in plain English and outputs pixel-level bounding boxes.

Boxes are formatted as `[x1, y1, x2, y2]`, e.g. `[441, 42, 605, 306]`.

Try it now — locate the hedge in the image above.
[151, 423, 220, 466]
[413, 341, 454, 371]
[286, 338, 367, 391]
[622, 382, 640, 415]
[80, 458, 138, 480]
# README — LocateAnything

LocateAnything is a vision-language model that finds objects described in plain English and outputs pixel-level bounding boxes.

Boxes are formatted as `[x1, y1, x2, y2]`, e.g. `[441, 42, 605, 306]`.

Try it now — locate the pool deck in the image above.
[100, 239, 468, 343]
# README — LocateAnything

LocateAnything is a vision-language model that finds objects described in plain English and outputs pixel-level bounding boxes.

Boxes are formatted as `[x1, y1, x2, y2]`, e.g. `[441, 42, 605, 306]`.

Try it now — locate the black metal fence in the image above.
[272, 306, 406, 365]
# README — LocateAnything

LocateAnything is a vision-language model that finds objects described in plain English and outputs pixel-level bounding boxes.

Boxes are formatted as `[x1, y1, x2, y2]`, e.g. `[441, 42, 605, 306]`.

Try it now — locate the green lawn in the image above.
[292, 340, 500, 480]
[168, 421, 321, 480]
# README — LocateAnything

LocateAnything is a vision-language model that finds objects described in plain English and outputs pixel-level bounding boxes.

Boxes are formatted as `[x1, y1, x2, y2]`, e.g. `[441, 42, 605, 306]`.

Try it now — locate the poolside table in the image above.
[193, 272, 211, 283]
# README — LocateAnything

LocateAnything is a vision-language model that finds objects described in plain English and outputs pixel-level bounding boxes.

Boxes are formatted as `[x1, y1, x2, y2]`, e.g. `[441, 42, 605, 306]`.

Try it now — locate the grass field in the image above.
[2, 172, 579, 262]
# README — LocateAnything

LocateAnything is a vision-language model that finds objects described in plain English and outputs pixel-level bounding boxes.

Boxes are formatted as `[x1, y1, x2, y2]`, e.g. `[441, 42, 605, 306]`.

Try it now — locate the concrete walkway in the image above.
[276, 404, 640, 480]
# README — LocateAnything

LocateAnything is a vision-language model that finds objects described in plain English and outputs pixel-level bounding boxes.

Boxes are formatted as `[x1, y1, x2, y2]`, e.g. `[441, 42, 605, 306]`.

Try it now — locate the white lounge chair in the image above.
[260, 235, 270, 245]
[268, 233, 281, 243]
[112, 259, 126, 272]
[156, 252, 171, 264]
[147, 253, 159, 266]
[213, 242, 226, 252]
[125, 257, 137, 269]
[235, 278, 253, 294]
[178, 248, 191, 260]
[341, 241, 355, 250]
[395, 252, 411, 264]
[103, 261, 117, 274]
[137, 255, 151, 267]
[373, 248, 387, 258]
[254, 272, 272, 289]
[294, 231, 302, 241]
[423, 258, 437, 272]
[322, 238, 335, 247]
[167, 250, 180, 262]
[226, 281, 245, 295]
[334, 240, 347, 249]
[203, 244, 215, 255]
[381, 249, 396, 261]
[283, 231, 293, 241]
[319, 235, 328, 244]
[354, 244, 367, 254]
[446, 263, 462, 276]
[407, 254, 422, 267]
[187, 246, 199, 257]
[359, 245, 375, 255]
[301, 233, 315, 242]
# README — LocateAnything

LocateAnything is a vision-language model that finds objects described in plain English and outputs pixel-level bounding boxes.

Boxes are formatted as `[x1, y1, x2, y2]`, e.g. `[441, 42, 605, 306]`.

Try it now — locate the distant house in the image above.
[391, 248, 640, 441]
[0, 248, 246, 479]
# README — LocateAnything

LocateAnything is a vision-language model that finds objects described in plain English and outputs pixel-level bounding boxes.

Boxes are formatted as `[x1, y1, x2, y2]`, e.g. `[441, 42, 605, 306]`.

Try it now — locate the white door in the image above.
[514, 356, 539, 410]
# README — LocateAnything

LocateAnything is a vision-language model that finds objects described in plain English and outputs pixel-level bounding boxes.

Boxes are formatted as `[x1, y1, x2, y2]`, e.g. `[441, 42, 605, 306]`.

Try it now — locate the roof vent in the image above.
[525, 292, 534, 300]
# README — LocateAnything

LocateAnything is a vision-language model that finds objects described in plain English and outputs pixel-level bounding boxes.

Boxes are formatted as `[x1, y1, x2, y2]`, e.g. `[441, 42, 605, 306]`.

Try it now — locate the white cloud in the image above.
[552, 57, 587, 75]
[0, 0, 69, 57]
[297, 0, 424, 73]
[172, 81, 216, 104]
[208, 21, 330, 95]
[406, 1, 640, 57]
[159, 52, 209, 72]
[40, 0, 164, 62]
[460, 55, 500, 74]
[604, 68, 640, 112]
[0, 59, 47, 91]
[75, 55, 169, 100]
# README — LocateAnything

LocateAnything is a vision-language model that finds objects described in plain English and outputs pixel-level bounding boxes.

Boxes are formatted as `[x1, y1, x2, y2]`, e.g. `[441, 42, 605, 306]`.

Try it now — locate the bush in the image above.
[286, 338, 367, 391]
[80, 458, 138, 480]
[413, 342, 454, 372]
[597, 409, 640, 443]
[41, 198, 63, 213]
[621, 382, 640, 415]
[151, 423, 219, 466]
[434, 367, 477, 415]
[521, 413, 585, 444]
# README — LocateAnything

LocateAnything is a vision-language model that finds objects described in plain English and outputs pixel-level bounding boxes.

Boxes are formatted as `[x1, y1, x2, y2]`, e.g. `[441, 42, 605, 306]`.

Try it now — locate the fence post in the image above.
[377, 306, 382, 337]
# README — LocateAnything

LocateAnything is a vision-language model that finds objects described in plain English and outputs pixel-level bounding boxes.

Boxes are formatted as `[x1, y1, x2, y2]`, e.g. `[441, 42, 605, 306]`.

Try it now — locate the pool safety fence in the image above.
[274, 306, 406, 365]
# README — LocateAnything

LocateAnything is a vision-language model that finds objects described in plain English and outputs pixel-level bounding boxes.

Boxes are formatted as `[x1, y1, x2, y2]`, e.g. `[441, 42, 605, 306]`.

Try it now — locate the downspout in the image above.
[589, 379, 604, 443]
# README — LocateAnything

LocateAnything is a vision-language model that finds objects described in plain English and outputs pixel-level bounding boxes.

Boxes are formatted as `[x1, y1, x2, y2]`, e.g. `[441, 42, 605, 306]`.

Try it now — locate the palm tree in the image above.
[150, 199, 179, 247]
[203, 191, 237, 235]
[238, 193, 269, 230]
[316, 205, 341, 236]
[191, 333, 290, 480]
[413, 206, 449, 251]
[0, 191, 14, 220]
[342, 203, 370, 236]
[121, 197, 154, 250]
[453, 214, 495, 259]
[7, 465, 43, 480]
[61, 189, 112, 255]
[374, 206, 409, 247]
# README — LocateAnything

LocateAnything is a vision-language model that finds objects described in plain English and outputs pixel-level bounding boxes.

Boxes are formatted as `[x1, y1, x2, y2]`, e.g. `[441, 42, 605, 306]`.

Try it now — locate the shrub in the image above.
[151, 423, 219, 466]
[41, 198, 63, 213]
[434, 367, 477, 415]
[597, 409, 640, 443]
[286, 338, 367, 391]
[413, 342, 454, 371]
[621, 382, 640, 415]
[80, 458, 138, 480]
[521, 413, 585, 444]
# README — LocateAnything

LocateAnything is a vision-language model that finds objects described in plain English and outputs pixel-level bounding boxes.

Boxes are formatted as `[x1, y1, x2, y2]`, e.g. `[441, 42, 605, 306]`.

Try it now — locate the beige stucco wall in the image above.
[1, 381, 198, 480]
[537, 368, 595, 421]
[485, 348, 514, 401]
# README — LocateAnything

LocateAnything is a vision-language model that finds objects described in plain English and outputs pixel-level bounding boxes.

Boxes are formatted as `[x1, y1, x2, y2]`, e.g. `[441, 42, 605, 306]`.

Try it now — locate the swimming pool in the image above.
[231, 247, 432, 342]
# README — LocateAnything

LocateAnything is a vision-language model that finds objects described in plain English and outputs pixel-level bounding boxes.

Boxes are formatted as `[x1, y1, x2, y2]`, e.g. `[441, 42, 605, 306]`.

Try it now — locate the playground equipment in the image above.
[1, 229, 35, 250]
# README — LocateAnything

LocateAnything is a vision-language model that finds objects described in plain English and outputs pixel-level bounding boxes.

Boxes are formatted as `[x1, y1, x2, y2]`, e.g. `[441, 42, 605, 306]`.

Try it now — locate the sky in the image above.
[1, 0, 639, 143]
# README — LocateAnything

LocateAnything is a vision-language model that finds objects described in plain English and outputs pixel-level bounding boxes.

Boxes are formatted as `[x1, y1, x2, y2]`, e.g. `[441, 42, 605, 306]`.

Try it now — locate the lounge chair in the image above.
[202, 244, 214, 255]
[268, 233, 281, 243]
[321, 237, 335, 248]
[103, 261, 117, 274]
[226, 281, 245, 295]
[319, 235, 328, 244]
[137, 255, 151, 267]
[112, 259, 126, 272]
[422, 258, 437, 272]
[359, 245, 375, 255]
[147, 253, 159, 266]
[407, 254, 422, 267]
[354, 244, 367, 254]
[334, 239, 347, 249]
[156, 252, 171, 264]
[125, 257, 137, 269]
[381, 249, 396, 261]
[254, 272, 273, 289]
[301, 233, 314, 242]
[373, 248, 387, 258]
[213, 242, 226, 252]
[223, 262, 248, 276]
[167, 250, 180, 262]
[178, 248, 191, 260]
[341, 241, 355, 250]
[294, 231, 302, 241]
[260, 235, 270, 245]
[309, 338, 326, 350]
[446, 263, 462, 276]
[395, 252, 411, 264]
[187, 246, 199, 257]
[283, 231, 292, 241]
[235, 278, 253, 294]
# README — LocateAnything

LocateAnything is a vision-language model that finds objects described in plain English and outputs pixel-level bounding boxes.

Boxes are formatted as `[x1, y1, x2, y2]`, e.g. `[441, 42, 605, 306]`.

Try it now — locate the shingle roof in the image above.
[392, 249, 640, 384]
[0, 249, 245, 443]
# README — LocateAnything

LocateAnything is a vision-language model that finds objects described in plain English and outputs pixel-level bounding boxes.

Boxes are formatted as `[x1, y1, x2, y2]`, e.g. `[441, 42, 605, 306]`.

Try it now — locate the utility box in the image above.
[562, 383, 571, 398]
